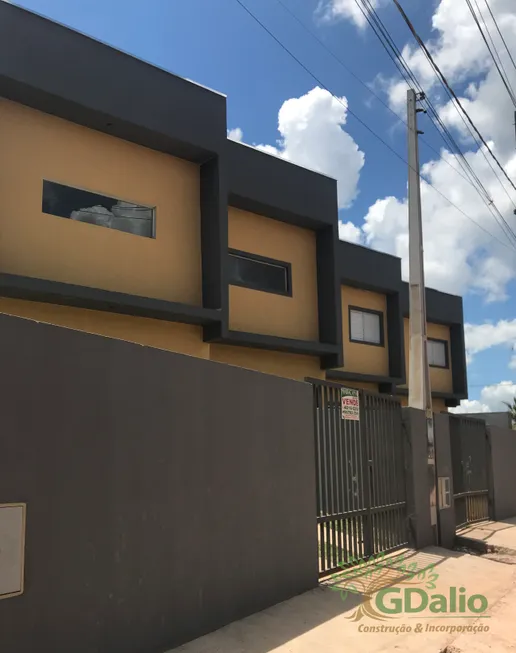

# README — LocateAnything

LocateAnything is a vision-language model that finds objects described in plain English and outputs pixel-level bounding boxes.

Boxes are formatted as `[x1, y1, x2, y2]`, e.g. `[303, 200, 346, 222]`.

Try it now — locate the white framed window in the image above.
[349, 308, 383, 346]
[428, 338, 448, 368]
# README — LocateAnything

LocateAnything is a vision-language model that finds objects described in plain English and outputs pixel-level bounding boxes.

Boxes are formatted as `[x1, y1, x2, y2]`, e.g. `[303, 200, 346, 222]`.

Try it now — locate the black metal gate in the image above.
[312, 380, 408, 578]
[449, 415, 491, 529]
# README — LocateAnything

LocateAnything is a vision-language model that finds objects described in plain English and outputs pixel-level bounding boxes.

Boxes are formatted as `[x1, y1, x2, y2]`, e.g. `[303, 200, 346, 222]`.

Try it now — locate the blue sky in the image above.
[9, 0, 516, 409]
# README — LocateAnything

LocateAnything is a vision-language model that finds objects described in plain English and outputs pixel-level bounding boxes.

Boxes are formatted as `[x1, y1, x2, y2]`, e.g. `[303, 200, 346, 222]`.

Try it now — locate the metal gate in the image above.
[312, 380, 408, 578]
[449, 415, 491, 529]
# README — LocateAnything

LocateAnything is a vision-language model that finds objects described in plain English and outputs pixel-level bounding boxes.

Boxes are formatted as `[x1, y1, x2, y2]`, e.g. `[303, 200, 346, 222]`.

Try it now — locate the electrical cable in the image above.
[233, 0, 516, 251]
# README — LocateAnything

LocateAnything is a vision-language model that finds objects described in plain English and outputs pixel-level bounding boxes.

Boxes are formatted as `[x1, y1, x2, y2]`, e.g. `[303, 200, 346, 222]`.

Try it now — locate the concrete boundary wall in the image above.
[489, 426, 516, 521]
[0, 314, 318, 653]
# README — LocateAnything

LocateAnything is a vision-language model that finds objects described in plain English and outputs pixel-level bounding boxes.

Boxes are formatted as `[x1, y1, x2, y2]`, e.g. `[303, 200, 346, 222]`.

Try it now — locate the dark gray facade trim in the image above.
[0, 273, 221, 326]
[208, 329, 340, 358]
[326, 369, 402, 386]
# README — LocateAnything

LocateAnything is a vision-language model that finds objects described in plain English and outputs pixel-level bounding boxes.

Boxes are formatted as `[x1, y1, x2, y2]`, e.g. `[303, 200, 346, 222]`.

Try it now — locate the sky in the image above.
[6, 0, 516, 412]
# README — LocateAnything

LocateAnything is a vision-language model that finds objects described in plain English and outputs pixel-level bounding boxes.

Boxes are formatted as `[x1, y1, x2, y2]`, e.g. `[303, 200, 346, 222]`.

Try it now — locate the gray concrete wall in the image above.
[0, 314, 318, 653]
[434, 413, 457, 549]
[464, 412, 512, 430]
[401, 408, 434, 549]
[489, 426, 516, 520]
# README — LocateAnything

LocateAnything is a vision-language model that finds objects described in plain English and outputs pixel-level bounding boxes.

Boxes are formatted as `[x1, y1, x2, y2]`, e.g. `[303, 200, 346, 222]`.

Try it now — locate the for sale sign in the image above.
[341, 387, 360, 421]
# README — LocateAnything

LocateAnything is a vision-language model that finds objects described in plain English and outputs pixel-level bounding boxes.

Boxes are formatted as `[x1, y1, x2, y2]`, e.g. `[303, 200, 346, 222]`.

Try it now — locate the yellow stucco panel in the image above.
[338, 285, 389, 376]
[0, 298, 210, 359]
[210, 344, 324, 381]
[0, 99, 202, 305]
[227, 207, 319, 342]
[403, 318, 453, 394]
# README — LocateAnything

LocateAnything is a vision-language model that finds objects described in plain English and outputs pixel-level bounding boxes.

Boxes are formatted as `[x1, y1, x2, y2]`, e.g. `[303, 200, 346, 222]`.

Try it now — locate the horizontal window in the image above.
[349, 307, 383, 346]
[428, 338, 448, 368]
[42, 180, 155, 238]
[228, 249, 291, 296]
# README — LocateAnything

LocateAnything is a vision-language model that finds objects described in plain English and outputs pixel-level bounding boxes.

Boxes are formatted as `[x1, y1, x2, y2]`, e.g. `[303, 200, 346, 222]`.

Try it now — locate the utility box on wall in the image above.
[438, 477, 452, 510]
[0, 504, 26, 599]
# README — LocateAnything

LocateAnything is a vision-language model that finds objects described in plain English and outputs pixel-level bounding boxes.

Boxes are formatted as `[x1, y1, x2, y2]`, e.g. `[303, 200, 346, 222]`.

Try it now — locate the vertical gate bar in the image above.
[320, 385, 328, 520]
[328, 387, 336, 568]
[380, 397, 389, 551]
[314, 385, 322, 518]
[360, 391, 373, 559]
[331, 387, 341, 562]
[370, 393, 380, 553]
[335, 390, 346, 565]
[342, 410, 351, 565]
[387, 400, 396, 549]
[333, 388, 342, 521]
[352, 417, 360, 560]
[391, 401, 400, 545]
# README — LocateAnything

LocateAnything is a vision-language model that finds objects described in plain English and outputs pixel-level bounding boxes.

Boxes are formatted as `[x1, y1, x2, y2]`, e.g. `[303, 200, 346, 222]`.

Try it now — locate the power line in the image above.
[464, 0, 516, 107]
[392, 0, 516, 208]
[233, 0, 516, 251]
[355, 0, 516, 245]
[482, 0, 516, 76]
[275, 0, 515, 244]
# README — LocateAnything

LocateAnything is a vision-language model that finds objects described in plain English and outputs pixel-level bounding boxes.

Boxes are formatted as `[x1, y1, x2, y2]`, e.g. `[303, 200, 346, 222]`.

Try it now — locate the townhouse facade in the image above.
[0, 2, 467, 411]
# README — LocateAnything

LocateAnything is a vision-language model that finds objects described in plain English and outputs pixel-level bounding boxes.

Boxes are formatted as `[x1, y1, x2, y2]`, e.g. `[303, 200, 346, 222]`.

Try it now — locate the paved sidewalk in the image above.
[169, 546, 516, 653]
[458, 517, 516, 552]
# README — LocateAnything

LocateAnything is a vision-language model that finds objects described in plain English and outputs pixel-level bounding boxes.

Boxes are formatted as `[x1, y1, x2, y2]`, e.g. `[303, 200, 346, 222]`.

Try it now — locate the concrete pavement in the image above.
[169, 545, 516, 653]
[458, 517, 516, 553]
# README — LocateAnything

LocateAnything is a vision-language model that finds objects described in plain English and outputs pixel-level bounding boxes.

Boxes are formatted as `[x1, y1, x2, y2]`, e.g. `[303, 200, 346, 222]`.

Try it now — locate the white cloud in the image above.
[231, 87, 365, 209]
[322, 0, 516, 302]
[338, 220, 363, 243]
[465, 319, 516, 359]
[318, 0, 384, 29]
[227, 127, 243, 142]
[451, 381, 516, 413]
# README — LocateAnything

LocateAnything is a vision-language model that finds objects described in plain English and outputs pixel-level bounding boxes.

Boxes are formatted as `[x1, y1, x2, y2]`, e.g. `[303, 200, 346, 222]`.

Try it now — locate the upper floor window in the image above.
[428, 338, 449, 368]
[42, 180, 155, 238]
[228, 249, 292, 296]
[349, 307, 384, 346]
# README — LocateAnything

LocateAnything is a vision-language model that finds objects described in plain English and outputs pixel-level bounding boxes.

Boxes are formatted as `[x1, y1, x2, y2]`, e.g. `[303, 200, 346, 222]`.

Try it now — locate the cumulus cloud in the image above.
[323, 0, 516, 301]
[227, 127, 243, 142]
[318, 0, 384, 29]
[338, 220, 363, 243]
[228, 87, 365, 209]
[451, 381, 516, 413]
[465, 319, 516, 366]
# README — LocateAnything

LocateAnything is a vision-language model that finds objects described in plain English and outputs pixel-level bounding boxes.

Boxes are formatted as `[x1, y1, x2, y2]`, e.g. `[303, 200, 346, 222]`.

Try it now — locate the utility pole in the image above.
[407, 89, 438, 544]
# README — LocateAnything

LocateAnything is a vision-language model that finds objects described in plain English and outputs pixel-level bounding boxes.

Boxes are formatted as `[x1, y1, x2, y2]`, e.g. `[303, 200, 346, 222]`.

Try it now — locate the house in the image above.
[0, 2, 467, 411]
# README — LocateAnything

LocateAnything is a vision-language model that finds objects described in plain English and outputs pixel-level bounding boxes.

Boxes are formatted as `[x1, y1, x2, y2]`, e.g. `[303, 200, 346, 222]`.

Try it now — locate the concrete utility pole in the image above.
[407, 89, 438, 544]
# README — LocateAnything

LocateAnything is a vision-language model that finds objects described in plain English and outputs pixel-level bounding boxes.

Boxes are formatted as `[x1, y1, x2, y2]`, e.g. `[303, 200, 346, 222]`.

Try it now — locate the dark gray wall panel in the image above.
[0, 314, 317, 653]
[489, 426, 516, 520]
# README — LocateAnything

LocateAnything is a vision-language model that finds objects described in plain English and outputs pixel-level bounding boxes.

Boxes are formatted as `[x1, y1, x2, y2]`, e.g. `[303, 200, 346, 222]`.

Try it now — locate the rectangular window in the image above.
[228, 249, 291, 296]
[42, 180, 155, 238]
[349, 307, 383, 345]
[428, 338, 448, 368]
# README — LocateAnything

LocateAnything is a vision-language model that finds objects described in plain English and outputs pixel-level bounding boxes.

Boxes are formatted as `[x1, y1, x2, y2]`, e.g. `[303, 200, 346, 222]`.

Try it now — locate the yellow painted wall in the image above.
[0, 99, 202, 305]
[403, 318, 453, 394]
[0, 298, 210, 358]
[227, 207, 319, 342]
[210, 344, 324, 381]
[339, 285, 389, 376]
